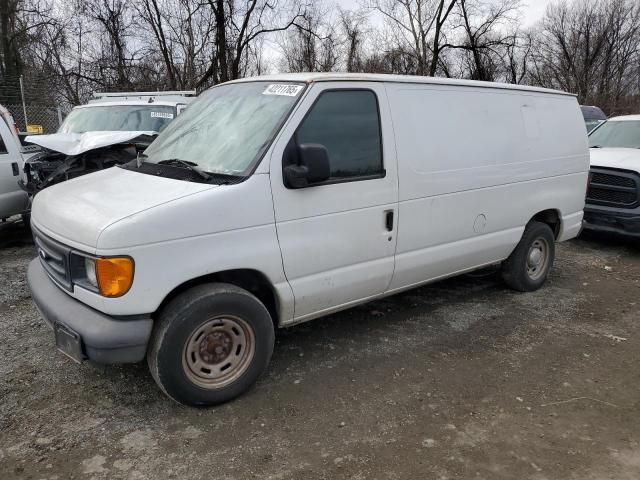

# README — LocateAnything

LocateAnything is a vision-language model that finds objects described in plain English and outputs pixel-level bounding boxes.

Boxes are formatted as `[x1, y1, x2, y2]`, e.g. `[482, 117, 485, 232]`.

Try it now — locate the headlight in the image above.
[85, 257, 97, 288]
[71, 254, 134, 297]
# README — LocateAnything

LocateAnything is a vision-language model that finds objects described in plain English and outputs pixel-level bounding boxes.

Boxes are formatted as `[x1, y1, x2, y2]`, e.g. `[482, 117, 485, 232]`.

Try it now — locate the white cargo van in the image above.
[27, 74, 588, 406]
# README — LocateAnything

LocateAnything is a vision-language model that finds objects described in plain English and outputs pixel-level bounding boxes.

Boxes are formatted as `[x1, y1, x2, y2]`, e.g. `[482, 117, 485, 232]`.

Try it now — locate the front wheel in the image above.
[501, 221, 555, 292]
[147, 283, 275, 406]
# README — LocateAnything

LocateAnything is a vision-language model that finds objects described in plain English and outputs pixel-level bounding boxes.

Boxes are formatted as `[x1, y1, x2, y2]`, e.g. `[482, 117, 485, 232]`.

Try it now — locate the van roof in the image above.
[229, 73, 576, 97]
[75, 100, 181, 109]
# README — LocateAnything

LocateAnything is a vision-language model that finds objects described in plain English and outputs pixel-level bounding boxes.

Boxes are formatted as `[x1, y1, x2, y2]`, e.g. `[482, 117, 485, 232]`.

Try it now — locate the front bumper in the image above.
[583, 204, 640, 238]
[27, 259, 153, 363]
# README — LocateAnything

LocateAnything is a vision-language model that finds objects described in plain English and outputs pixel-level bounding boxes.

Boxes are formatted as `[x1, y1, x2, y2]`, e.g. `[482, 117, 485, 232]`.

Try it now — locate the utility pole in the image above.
[19, 75, 28, 130]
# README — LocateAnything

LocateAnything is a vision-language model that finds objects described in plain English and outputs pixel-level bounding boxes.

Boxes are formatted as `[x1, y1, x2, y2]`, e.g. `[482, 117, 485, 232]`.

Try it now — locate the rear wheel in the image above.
[147, 283, 275, 406]
[502, 221, 555, 292]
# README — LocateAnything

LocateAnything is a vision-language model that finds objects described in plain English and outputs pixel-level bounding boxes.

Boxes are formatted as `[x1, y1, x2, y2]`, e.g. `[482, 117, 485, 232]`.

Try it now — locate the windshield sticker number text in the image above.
[151, 112, 174, 119]
[262, 84, 304, 97]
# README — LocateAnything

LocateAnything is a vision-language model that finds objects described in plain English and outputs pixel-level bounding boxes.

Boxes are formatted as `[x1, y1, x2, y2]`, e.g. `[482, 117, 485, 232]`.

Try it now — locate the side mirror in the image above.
[283, 143, 330, 188]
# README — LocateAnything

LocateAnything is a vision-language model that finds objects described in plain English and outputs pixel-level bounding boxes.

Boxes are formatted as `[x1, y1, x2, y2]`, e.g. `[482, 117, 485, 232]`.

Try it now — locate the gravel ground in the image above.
[1, 217, 639, 480]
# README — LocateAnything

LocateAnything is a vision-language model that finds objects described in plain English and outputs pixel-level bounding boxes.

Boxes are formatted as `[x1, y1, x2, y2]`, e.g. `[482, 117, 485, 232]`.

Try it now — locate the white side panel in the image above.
[386, 84, 588, 291]
[387, 84, 588, 202]
[389, 174, 586, 289]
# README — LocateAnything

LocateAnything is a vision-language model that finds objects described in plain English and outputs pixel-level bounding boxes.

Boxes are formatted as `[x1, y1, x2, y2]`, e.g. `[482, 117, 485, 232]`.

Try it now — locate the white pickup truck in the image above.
[0, 105, 39, 221]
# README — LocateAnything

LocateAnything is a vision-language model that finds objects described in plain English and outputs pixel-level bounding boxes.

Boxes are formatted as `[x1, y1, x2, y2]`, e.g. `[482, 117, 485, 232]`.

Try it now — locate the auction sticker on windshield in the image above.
[151, 112, 174, 119]
[263, 84, 304, 96]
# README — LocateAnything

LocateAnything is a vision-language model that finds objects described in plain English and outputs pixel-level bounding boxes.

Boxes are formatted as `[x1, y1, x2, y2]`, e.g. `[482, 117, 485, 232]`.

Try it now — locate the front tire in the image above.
[147, 283, 275, 406]
[502, 221, 555, 292]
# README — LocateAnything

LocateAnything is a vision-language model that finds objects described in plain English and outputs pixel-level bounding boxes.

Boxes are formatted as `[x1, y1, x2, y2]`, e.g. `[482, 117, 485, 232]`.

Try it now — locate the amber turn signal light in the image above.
[95, 257, 134, 297]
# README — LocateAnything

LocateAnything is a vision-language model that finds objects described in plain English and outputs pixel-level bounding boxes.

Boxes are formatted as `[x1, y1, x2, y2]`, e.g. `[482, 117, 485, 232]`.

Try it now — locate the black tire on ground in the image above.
[147, 283, 275, 407]
[21, 213, 31, 228]
[501, 221, 556, 292]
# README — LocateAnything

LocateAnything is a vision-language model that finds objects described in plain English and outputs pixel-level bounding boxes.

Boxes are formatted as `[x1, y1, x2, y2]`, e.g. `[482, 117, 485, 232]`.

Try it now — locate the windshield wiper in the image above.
[157, 159, 211, 181]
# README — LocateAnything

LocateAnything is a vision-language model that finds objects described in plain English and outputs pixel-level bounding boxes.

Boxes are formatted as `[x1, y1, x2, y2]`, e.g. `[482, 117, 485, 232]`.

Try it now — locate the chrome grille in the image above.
[32, 226, 72, 290]
[587, 167, 639, 209]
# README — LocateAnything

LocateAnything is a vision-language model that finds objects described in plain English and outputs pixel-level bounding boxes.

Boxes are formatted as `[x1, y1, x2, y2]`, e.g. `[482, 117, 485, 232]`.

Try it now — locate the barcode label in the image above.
[151, 112, 174, 119]
[263, 84, 304, 96]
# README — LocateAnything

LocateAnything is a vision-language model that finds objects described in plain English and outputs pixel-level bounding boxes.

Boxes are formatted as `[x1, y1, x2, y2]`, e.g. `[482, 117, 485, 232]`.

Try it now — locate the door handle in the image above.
[11, 162, 19, 176]
[385, 210, 394, 231]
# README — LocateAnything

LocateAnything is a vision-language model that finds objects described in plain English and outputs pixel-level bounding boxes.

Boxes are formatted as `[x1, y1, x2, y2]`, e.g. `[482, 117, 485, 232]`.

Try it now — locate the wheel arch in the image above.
[154, 269, 280, 328]
[530, 209, 562, 239]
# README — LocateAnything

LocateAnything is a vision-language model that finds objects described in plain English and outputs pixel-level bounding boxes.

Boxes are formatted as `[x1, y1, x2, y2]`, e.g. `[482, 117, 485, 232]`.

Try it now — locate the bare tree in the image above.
[84, 0, 136, 89]
[365, 0, 457, 76]
[530, 0, 640, 113]
[504, 29, 532, 84]
[0, 0, 55, 102]
[278, 6, 339, 73]
[443, 0, 521, 81]
[340, 8, 367, 72]
[197, 0, 307, 87]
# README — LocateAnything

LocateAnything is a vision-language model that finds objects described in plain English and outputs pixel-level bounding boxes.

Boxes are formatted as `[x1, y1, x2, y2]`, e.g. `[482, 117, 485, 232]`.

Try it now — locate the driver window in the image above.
[295, 90, 383, 181]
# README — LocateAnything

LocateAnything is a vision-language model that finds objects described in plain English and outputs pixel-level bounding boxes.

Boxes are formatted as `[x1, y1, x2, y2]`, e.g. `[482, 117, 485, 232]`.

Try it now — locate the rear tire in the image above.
[147, 283, 275, 406]
[502, 221, 555, 292]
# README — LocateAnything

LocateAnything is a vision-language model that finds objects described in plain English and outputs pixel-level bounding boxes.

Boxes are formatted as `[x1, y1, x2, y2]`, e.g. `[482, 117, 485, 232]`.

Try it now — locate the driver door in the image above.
[269, 82, 399, 321]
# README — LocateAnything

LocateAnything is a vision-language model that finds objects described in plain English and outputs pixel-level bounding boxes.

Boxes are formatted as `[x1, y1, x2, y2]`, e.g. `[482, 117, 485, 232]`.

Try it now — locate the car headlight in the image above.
[71, 254, 134, 297]
[85, 257, 98, 288]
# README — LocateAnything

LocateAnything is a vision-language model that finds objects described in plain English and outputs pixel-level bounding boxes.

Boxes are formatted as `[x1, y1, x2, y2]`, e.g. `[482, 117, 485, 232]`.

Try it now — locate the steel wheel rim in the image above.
[526, 237, 549, 281]
[182, 315, 255, 389]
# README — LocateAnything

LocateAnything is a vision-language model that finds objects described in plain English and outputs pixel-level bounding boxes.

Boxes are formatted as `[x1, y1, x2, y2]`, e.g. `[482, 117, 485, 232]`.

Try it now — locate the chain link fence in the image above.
[4, 104, 68, 134]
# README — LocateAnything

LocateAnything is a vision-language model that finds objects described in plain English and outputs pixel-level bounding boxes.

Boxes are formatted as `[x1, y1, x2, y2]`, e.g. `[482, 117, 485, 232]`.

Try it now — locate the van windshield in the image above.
[589, 120, 640, 149]
[60, 105, 176, 133]
[143, 81, 305, 176]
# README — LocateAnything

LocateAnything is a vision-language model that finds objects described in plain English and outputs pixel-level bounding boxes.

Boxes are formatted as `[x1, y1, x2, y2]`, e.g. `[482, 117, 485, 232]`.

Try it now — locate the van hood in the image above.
[31, 167, 213, 250]
[25, 131, 156, 156]
[589, 148, 640, 172]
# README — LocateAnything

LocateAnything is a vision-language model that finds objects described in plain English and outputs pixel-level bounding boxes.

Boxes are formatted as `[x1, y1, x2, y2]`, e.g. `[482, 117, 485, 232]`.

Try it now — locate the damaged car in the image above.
[20, 91, 195, 195]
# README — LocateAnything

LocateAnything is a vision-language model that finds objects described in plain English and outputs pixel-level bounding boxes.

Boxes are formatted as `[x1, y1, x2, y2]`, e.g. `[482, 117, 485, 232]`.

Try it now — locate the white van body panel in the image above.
[385, 83, 588, 290]
[29, 73, 588, 330]
[0, 110, 29, 219]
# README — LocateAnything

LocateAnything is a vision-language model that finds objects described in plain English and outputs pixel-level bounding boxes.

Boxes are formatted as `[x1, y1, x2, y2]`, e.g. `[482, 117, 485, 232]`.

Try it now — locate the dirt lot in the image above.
[0, 217, 639, 480]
